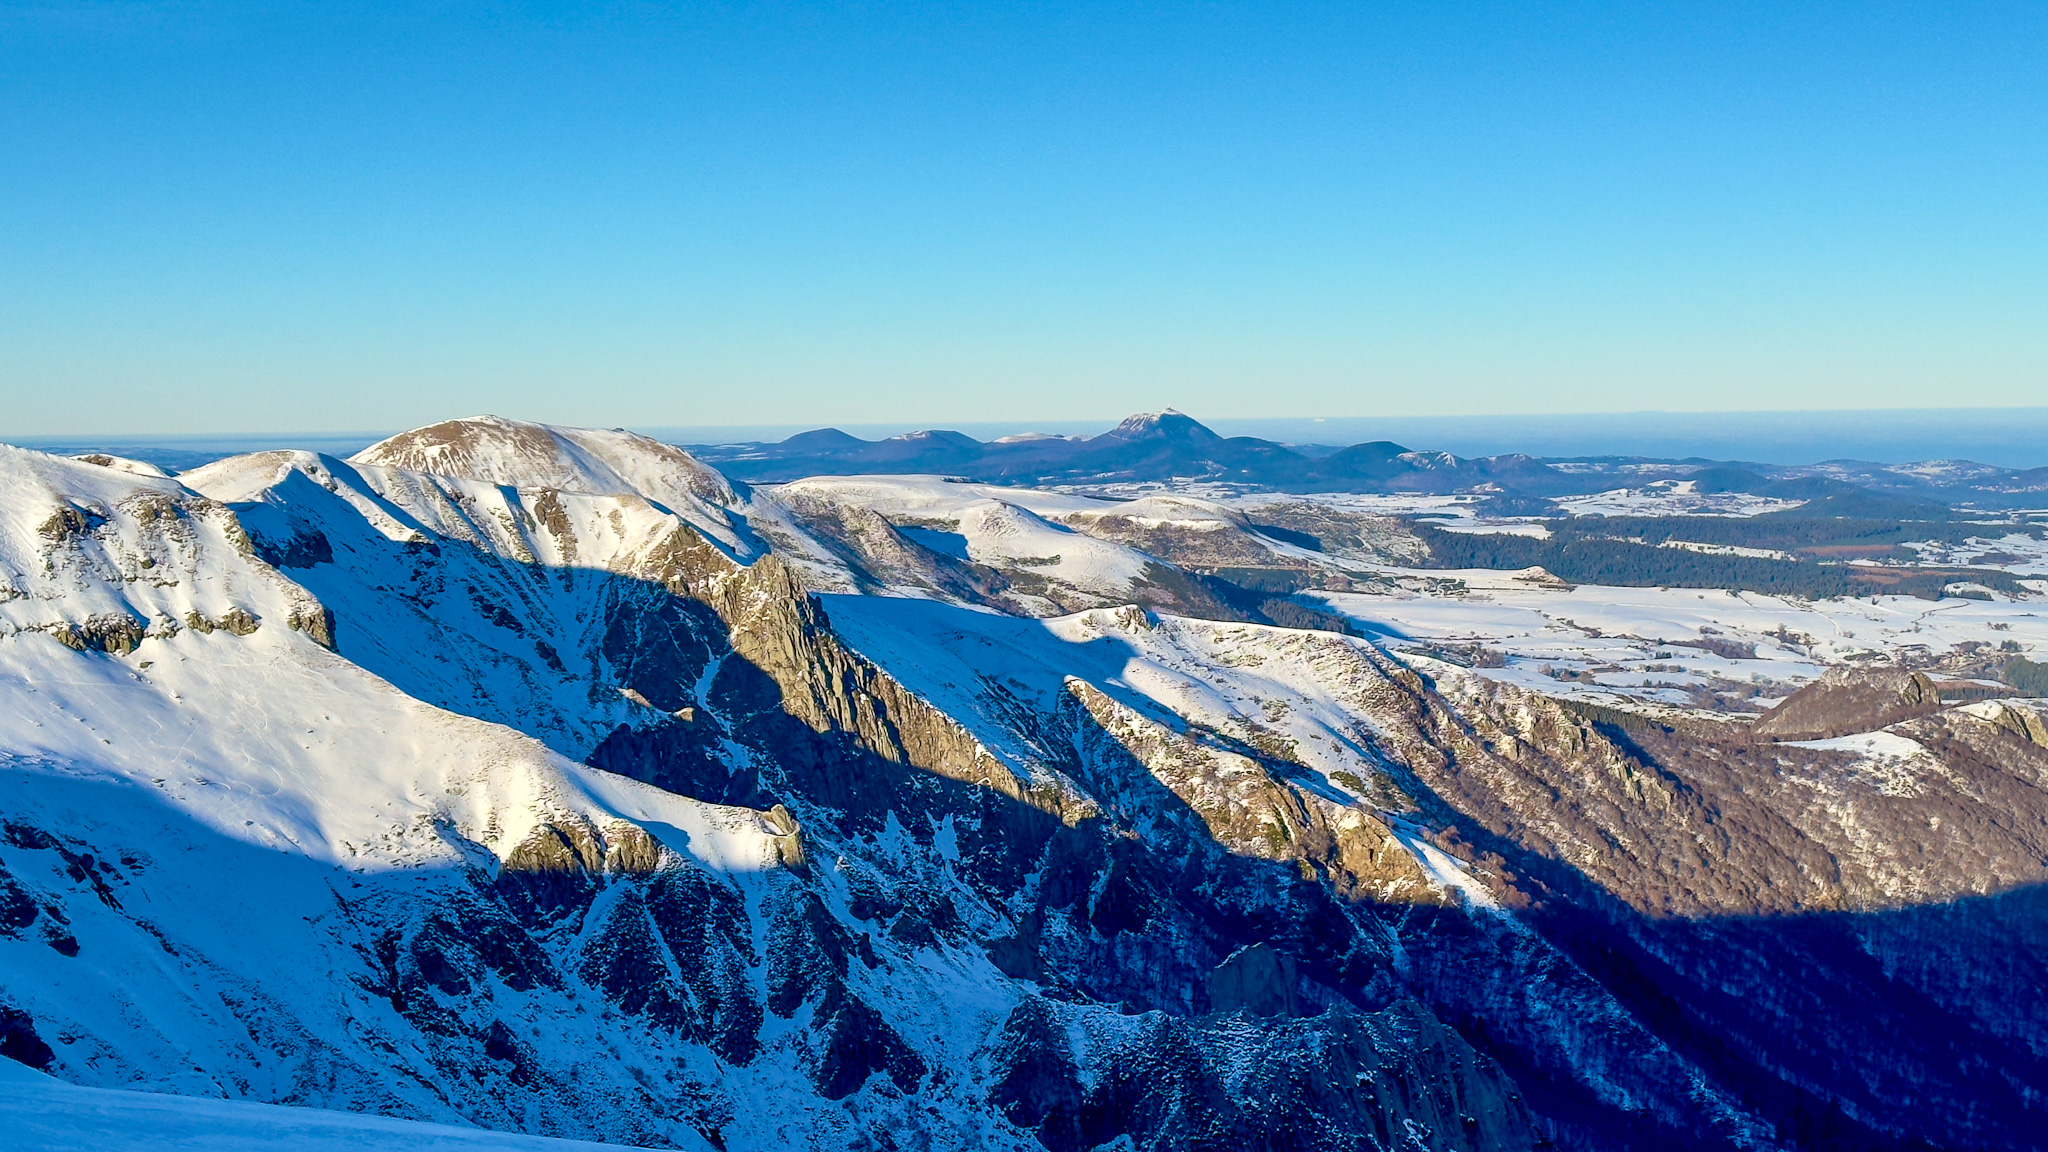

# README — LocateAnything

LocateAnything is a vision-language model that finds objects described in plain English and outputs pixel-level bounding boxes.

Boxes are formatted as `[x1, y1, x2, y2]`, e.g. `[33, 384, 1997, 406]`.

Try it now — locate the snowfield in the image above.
[1314, 577, 2047, 709]
[0, 1058, 650, 1151]
[1551, 483, 1808, 518]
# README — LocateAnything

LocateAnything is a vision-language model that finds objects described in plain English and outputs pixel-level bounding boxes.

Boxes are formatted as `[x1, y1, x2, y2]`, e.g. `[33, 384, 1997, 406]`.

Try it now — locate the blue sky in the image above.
[3, 2, 2043, 435]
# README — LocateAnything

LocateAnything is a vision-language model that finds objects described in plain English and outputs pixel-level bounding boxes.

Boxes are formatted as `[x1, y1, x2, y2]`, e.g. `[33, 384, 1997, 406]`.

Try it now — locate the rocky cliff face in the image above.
[6, 421, 2048, 1152]
[1752, 667, 1944, 741]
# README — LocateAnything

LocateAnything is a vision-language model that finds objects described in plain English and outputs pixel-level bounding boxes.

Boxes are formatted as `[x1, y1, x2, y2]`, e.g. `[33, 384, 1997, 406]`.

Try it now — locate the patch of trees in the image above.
[1414, 524, 2030, 601]
[2005, 658, 2048, 697]
[1549, 514, 2041, 556]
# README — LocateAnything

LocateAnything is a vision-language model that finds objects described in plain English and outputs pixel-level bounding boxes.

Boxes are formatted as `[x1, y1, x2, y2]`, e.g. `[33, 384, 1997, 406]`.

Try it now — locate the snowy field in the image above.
[1549, 483, 1807, 518]
[1091, 482, 1804, 521]
[0, 1060, 649, 1151]
[1313, 575, 2048, 710]
[1901, 532, 2048, 575]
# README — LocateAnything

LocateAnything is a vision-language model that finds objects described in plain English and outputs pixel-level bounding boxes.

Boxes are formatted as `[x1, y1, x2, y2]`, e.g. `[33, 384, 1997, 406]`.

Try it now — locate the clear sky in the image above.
[3, 2, 2043, 436]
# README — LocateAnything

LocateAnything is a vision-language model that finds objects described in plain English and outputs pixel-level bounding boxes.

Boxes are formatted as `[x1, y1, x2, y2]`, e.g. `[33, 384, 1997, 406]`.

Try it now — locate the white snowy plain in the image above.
[0, 1058, 650, 1151]
[1311, 577, 2048, 708]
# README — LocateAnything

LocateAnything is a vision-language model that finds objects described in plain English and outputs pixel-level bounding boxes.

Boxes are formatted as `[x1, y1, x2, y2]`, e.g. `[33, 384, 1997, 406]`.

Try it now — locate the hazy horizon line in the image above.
[14, 405, 2048, 471]
[11, 404, 2048, 446]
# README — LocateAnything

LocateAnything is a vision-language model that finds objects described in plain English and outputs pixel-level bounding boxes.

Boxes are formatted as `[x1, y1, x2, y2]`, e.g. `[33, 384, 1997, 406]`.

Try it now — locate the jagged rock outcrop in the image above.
[1753, 667, 1943, 741]
[1959, 697, 2048, 749]
[992, 996, 1536, 1152]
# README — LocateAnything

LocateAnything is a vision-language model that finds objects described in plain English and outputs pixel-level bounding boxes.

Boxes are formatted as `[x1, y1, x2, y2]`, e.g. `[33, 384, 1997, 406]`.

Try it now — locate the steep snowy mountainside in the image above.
[0, 445, 819, 1147]
[0, 1057, 655, 1151]
[821, 596, 1443, 901]
[3, 437, 1551, 1151]
[190, 438, 1449, 914]
[349, 416, 765, 562]
[828, 601, 1411, 819]
[181, 448, 764, 758]
[0, 444, 332, 653]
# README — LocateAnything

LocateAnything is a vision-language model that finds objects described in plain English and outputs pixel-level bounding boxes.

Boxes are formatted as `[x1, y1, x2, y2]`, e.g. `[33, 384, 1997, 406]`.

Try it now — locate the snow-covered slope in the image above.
[756, 475, 1328, 617]
[763, 477, 1312, 582]
[0, 443, 812, 1147]
[823, 595, 1438, 878]
[0, 444, 330, 655]
[65, 453, 173, 479]
[762, 476, 1157, 608]
[349, 416, 764, 561]
[0, 1058, 650, 1151]
[180, 448, 740, 756]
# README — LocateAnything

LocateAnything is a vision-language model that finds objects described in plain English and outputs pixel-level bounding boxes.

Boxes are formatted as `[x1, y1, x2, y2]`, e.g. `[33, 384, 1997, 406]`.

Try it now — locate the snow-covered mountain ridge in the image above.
[0, 423, 1544, 1150]
[5, 416, 2048, 1151]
